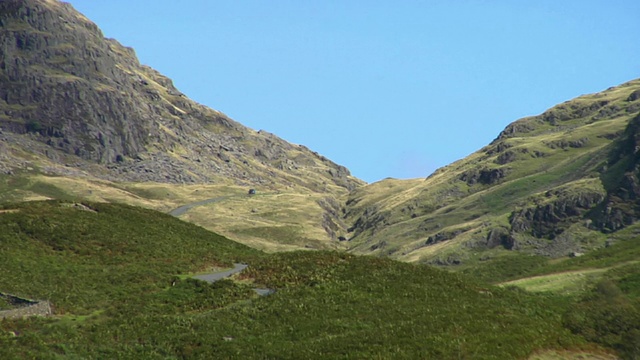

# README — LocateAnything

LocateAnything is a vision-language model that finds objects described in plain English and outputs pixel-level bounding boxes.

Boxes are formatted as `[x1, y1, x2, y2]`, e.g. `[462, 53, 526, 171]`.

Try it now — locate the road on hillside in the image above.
[193, 263, 248, 283]
[192, 264, 275, 296]
[168, 196, 228, 217]
[171, 194, 275, 295]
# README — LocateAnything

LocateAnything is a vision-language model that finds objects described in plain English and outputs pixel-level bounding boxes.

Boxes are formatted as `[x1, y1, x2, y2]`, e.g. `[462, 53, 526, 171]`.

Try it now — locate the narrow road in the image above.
[172, 195, 275, 295]
[168, 196, 228, 217]
[193, 263, 248, 283]
[192, 264, 275, 296]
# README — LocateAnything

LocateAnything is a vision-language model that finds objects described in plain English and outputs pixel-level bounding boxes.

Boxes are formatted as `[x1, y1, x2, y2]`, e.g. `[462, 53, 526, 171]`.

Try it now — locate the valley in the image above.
[1, 0, 639, 358]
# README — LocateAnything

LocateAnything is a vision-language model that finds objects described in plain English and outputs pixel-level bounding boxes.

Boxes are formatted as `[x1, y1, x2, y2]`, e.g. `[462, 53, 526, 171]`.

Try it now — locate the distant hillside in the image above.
[344, 79, 640, 264]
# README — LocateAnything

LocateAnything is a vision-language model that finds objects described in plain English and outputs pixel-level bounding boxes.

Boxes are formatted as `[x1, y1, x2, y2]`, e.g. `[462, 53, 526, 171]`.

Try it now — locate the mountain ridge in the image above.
[0, 0, 366, 251]
[344, 78, 640, 264]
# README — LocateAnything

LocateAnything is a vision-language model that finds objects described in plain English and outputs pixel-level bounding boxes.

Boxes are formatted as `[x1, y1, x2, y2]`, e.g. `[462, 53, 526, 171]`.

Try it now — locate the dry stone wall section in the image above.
[0, 293, 52, 320]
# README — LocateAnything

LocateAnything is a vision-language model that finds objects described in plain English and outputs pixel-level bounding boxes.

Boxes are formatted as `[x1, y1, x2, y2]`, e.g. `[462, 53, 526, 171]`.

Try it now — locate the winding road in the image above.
[193, 263, 248, 283]
[192, 263, 275, 296]
[170, 196, 275, 296]
[168, 196, 229, 217]
[170, 196, 247, 284]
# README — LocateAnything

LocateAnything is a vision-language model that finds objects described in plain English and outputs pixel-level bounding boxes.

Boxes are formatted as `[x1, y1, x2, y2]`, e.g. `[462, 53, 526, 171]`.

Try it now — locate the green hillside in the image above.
[345, 79, 640, 265]
[0, 200, 261, 314]
[1, 200, 628, 359]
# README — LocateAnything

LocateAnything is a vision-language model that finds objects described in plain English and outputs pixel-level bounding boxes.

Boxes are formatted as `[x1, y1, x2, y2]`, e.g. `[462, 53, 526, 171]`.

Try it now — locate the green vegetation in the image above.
[465, 236, 640, 358]
[500, 269, 607, 295]
[24, 121, 43, 133]
[0, 200, 260, 314]
[0, 200, 620, 359]
[563, 279, 640, 359]
[0, 175, 76, 203]
[461, 252, 550, 283]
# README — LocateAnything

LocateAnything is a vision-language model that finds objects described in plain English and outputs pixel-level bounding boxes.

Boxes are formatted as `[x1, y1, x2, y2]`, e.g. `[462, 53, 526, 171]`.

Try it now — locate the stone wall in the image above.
[0, 293, 52, 320]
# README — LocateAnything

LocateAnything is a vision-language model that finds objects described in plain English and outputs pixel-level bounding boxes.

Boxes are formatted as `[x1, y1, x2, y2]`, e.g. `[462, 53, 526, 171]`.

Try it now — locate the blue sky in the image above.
[67, 1, 640, 183]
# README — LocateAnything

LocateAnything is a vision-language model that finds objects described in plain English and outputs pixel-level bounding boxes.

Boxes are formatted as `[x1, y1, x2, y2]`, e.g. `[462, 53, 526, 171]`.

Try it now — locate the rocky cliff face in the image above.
[1, 0, 148, 163]
[0, 0, 362, 191]
[509, 186, 606, 238]
[591, 113, 640, 232]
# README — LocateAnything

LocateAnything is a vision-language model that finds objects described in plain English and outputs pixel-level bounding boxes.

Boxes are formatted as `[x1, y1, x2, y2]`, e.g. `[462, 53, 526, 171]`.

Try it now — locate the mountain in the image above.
[344, 79, 640, 264]
[2, 0, 640, 268]
[0, 0, 362, 250]
[0, 0, 361, 189]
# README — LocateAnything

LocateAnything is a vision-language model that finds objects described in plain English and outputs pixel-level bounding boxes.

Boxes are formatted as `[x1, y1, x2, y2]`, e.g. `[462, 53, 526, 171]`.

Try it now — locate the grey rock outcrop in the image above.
[592, 113, 640, 232]
[0, 293, 51, 319]
[510, 189, 605, 238]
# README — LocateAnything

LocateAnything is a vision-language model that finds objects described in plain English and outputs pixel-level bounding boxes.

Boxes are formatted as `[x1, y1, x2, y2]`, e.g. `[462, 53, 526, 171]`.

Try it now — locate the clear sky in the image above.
[66, 1, 640, 183]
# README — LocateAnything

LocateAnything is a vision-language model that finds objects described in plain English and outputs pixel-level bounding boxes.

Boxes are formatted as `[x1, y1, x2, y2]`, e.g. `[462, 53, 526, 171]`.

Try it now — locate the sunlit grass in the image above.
[500, 268, 607, 295]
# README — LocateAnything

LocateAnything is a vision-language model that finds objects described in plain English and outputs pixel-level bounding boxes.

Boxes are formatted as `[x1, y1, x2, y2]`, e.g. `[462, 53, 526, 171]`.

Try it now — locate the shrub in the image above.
[563, 279, 640, 359]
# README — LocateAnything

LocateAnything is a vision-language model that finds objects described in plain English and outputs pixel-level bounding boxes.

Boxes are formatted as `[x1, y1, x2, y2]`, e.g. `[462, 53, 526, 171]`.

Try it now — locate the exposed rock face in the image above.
[544, 137, 590, 150]
[347, 205, 390, 237]
[592, 113, 640, 232]
[510, 188, 606, 238]
[0, 0, 154, 163]
[485, 227, 517, 250]
[317, 196, 347, 240]
[495, 118, 539, 139]
[0, 0, 363, 191]
[425, 229, 467, 246]
[459, 167, 508, 185]
[425, 231, 454, 245]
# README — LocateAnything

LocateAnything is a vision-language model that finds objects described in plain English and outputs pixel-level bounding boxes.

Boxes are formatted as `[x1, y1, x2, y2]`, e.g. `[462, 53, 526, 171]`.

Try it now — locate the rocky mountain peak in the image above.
[0, 0, 363, 191]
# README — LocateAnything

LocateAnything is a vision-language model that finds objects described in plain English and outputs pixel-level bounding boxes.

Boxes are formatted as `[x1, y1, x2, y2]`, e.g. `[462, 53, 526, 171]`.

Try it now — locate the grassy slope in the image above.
[0, 200, 262, 315]
[345, 79, 640, 263]
[0, 200, 612, 359]
[182, 191, 347, 252]
[463, 225, 640, 358]
[0, 172, 351, 252]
